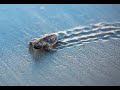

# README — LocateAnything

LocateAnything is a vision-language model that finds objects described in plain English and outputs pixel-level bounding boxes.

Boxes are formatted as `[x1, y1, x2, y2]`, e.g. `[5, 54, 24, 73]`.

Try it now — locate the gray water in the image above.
[0, 4, 120, 86]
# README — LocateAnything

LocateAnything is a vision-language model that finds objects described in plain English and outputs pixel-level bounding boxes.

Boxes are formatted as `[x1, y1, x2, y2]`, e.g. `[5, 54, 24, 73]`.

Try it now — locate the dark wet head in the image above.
[33, 42, 42, 49]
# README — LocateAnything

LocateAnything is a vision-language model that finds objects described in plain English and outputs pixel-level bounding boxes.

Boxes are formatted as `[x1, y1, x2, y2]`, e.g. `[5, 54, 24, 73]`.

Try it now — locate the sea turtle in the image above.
[31, 34, 58, 51]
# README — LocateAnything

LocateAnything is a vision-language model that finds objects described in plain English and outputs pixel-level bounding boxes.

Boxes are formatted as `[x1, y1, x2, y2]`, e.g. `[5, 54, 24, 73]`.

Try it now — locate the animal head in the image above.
[33, 41, 42, 49]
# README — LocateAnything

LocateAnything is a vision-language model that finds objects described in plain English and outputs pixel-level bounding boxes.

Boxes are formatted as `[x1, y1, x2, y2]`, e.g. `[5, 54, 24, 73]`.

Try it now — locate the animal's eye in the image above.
[34, 42, 40, 47]
[34, 42, 42, 49]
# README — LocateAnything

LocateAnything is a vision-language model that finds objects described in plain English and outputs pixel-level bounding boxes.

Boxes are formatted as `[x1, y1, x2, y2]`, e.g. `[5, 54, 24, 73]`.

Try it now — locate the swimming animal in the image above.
[31, 34, 58, 51]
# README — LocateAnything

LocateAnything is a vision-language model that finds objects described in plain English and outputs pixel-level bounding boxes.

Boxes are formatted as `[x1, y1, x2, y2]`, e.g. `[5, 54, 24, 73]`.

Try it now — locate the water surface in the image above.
[0, 4, 120, 86]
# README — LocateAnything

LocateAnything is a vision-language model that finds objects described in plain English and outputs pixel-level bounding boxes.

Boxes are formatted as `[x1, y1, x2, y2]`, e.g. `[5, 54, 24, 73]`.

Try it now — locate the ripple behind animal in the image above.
[55, 21, 120, 49]
[30, 21, 120, 50]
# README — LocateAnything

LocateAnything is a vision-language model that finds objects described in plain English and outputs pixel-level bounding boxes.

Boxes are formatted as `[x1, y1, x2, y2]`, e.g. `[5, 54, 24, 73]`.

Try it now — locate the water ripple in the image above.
[54, 21, 120, 50]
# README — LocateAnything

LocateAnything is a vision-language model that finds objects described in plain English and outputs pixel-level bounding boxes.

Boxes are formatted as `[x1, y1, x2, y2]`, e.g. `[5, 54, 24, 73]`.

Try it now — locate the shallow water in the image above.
[0, 4, 120, 86]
